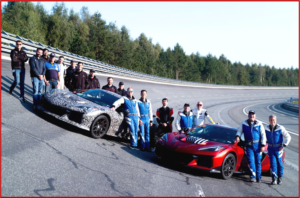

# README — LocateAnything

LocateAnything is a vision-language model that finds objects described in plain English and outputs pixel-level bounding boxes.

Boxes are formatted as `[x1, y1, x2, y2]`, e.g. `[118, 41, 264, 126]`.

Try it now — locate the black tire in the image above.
[221, 153, 236, 180]
[90, 115, 110, 139]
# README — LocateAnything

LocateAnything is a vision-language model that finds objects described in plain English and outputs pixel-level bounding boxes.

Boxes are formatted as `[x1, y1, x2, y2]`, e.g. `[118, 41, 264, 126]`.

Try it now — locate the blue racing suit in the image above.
[175, 111, 193, 132]
[265, 124, 291, 178]
[138, 98, 153, 149]
[236, 120, 266, 179]
[112, 96, 140, 147]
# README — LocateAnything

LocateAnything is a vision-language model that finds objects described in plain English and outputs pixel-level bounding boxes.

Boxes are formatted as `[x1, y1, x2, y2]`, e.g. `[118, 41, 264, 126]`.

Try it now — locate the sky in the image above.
[2, 1, 299, 69]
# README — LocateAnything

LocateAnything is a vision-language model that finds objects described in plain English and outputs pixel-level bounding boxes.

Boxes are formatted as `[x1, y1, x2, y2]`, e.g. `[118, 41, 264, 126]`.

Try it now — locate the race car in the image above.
[40, 89, 130, 139]
[155, 124, 284, 179]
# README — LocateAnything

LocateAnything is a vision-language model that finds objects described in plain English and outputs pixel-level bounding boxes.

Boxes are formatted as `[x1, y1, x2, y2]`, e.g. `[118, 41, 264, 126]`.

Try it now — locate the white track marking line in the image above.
[195, 184, 205, 197]
[267, 104, 298, 118]
[243, 104, 298, 136]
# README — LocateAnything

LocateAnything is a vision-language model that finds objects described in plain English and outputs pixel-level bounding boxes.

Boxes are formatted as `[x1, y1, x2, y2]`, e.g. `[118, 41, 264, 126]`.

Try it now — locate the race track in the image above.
[1, 59, 299, 196]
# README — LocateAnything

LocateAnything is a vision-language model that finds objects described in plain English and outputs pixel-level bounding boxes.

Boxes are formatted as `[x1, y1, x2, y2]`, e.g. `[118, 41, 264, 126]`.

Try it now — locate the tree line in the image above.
[2, 2, 298, 86]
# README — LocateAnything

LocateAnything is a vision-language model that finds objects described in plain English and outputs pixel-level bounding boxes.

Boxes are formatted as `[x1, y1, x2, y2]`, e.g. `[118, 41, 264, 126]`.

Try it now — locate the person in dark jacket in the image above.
[116, 82, 127, 96]
[64, 60, 77, 89]
[86, 69, 100, 89]
[29, 48, 46, 109]
[102, 77, 117, 93]
[69, 62, 88, 92]
[9, 40, 28, 102]
[42, 48, 49, 62]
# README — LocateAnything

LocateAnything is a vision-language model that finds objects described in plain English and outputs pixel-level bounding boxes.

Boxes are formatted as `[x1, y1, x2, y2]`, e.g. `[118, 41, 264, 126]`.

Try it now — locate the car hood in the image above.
[165, 133, 231, 154]
[43, 89, 109, 113]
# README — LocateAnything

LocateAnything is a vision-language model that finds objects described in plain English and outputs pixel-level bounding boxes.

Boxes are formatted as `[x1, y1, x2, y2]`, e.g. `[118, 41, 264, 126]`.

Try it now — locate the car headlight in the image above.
[160, 134, 168, 142]
[198, 146, 226, 151]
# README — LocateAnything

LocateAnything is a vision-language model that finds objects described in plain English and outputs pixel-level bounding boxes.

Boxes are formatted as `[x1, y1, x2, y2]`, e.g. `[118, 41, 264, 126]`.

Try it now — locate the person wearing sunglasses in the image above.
[9, 40, 28, 103]
[191, 101, 215, 127]
[111, 87, 140, 150]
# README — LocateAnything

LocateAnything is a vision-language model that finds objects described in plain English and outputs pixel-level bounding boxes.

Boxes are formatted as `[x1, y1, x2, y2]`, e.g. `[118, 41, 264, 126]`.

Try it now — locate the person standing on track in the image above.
[116, 82, 127, 96]
[29, 48, 45, 110]
[86, 69, 100, 89]
[265, 115, 291, 185]
[111, 87, 140, 150]
[175, 103, 193, 134]
[44, 53, 60, 92]
[56, 56, 66, 89]
[9, 40, 28, 102]
[137, 90, 153, 151]
[191, 101, 215, 127]
[153, 98, 174, 148]
[102, 77, 117, 93]
[69, 62, 88, 92]
[42, 48, 49, 62]
[235, 110, 266, 183]
[65, 60, 77, 89]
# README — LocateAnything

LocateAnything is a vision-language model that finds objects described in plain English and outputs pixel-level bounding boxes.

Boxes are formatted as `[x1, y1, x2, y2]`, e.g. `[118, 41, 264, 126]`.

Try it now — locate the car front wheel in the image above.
[90, 115, 110, 138]
[221, 153, 236, 180]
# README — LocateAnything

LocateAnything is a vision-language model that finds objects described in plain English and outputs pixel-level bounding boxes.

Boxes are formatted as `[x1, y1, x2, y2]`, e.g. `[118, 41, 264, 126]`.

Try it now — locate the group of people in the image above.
[9, 40, 292, 185]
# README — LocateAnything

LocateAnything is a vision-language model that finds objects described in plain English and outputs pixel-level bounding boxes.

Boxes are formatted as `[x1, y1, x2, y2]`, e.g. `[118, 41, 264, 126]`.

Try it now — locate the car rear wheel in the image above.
[90, 115, 110, 138]
[221, 153, 236, 180]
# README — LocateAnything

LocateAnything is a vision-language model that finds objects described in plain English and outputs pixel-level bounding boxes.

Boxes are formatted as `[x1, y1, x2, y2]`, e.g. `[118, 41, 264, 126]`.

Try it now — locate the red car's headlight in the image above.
[198, 146, 226, 151]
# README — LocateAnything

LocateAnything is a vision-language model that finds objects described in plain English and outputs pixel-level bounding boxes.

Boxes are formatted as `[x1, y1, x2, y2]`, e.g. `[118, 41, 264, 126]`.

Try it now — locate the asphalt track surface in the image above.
[1, 59, 299, 196]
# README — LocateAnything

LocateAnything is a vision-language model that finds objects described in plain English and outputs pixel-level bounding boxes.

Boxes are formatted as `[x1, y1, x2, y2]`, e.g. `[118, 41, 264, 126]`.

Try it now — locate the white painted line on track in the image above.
[195, 184, 205, 197]
[285, 159, 299, 172]
[243, 105, 298, 136]
[267, 104, 298, 118]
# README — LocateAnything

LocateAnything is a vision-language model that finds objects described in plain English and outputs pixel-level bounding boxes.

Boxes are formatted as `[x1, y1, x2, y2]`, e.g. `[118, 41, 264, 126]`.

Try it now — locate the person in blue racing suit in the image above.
[138, 90, 153, 151]
[235, 110, 266, 183]
[175, 103, 193, 134]
[266, 115, 291, 185]
[111, 87, 140, 149]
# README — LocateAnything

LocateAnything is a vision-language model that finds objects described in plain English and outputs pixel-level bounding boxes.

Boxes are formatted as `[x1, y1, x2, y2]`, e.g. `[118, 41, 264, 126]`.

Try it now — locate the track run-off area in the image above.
[1, 58, 299, 196]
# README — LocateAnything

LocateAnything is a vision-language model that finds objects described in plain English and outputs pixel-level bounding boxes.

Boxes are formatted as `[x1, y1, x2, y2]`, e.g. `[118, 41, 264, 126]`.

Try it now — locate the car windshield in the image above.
[187, 125, 237, 144]
[76, 89, 121, 107]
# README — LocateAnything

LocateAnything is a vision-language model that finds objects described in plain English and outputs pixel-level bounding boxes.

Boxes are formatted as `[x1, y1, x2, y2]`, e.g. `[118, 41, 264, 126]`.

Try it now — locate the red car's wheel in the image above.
[221, 153, 236, 180]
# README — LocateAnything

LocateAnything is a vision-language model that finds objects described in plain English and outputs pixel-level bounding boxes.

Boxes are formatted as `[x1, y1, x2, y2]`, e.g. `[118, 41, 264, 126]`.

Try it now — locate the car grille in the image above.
[157, 145, 194, 165]
[196, 155, 213, 168]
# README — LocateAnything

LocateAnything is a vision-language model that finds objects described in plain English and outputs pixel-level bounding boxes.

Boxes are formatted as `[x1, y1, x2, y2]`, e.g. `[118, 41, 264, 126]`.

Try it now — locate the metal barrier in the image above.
[1, 30, 298, 89]
[282, 98, 299, 113]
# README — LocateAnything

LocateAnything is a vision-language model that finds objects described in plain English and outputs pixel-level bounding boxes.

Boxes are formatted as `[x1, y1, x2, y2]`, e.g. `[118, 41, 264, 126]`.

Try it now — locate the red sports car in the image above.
[155, 124, 285, 179]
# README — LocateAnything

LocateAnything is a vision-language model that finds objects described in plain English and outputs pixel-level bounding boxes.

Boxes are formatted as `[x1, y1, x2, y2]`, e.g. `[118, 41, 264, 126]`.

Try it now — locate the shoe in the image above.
[249, 177, 256, 182]
[151, 148, 156, 152]
[19, 97, 25, 103]
[256, 178, 261, 183]
[9, 90, 13, 95]
[271, 178, 277, 185]
[129, 146, 139, 150]
[278, 177, 282, 185]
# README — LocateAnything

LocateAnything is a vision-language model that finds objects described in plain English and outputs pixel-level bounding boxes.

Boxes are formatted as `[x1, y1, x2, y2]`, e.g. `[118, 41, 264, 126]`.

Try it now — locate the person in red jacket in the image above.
[102, 77, 117, 93]
[9, 40, 28, 102]
[86, 69, 100, 89]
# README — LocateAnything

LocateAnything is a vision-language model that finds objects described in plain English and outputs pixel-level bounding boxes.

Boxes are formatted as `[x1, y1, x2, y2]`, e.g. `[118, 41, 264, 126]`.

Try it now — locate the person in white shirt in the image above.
[56, 56, 66, 89]
[191, 101, 215, 127]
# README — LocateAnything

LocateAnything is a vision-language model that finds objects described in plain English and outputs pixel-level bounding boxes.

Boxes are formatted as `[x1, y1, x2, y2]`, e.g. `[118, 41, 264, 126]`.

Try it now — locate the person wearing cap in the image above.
[116, 82, 127, 96]
[265, 115, 291, 185]
[102, 77, 117, 93]
[9, 40, 28, 103]
[137, 90, 153, 151]
[235, 110, 266, 183]
[69, 62, 88, 92]
[44, 53, 60, 92]
[175, 103, 193, 134]
[65, 60, 77, 89]
[42, 48, 49, 62]
[111, 87, 140, 150]
[56, 56, 66, 89]
[86, 69, 100, 90]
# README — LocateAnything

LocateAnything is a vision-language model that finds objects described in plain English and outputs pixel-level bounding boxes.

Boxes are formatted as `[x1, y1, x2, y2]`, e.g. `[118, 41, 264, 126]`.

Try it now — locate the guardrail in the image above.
[282, 98, 299, 113]
[1, 30, 299, 89]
